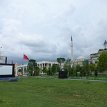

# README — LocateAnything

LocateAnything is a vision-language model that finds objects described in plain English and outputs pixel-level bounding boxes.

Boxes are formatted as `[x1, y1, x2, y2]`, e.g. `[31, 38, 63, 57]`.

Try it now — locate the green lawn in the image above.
[0, 77, 107, 107]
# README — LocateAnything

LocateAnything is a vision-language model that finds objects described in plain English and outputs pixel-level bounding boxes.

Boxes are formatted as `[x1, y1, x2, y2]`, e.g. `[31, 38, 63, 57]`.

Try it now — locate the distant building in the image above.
[90, 48, 107, 64]
[15, 61, 58, 76]
[37, 61, 58, 69]
[15, 64, 28, 76]
[0, 47, 7, 64]
[73, 58, 89, 66]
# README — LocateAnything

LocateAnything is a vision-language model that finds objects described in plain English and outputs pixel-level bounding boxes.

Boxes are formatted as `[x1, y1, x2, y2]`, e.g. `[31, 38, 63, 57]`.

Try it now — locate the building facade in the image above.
[15, 61, 58, 76]
[90, 49, 107, 64]
[37, 61, 58, 69]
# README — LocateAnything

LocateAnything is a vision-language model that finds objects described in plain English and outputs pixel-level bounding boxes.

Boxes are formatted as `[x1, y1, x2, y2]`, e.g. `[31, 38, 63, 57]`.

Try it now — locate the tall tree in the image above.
[42, 67, 48, 74]
[51, 64, 60, 75]
[27, 59, 38, 76]
[64, 59, 71, 76]
[98, 51, 107, 72]
[47, 66, 52, 75]
[82, 60, 90, 77]
[57, 57, 65, 69]
[89, 64, 96, 76]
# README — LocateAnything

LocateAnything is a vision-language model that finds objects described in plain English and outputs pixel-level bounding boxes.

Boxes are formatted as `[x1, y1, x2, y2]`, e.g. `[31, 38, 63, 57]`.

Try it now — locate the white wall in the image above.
[0, 65, 12, 75]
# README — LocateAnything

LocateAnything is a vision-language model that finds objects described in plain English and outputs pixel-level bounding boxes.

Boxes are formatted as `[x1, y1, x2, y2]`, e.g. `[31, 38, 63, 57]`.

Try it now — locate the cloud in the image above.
[0, 0, 107, 63]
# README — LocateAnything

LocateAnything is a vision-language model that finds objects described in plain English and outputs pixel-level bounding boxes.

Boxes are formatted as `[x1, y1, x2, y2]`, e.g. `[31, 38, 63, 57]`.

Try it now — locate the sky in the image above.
[0, 0, 107, 63]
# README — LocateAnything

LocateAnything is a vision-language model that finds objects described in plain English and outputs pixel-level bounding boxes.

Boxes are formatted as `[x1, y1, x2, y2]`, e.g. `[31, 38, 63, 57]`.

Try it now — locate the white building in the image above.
[73, 58, 85, 66]
[37, 61, 58, 69]
[15, 61, 58, 76]
[15, 64, 28, 76]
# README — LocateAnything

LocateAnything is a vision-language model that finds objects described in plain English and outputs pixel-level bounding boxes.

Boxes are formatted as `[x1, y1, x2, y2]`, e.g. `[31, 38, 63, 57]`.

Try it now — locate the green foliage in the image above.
[64, 60, 71, 76]
[98, 51, 107, 72]
[94, 68, 98, 77]
[76, 65, 81, 73]
[89, 64, 96, 72]
[34, 66, 40, 76]
[47, 67, 52, 75]
[89, 64, 98, 76]
[51, 64, 60, 75]
[57, 57, 65, 69]
[80, 66, 86, 77]
[82, 61, 90, 77]
[47, 64, 60, 76]
[57, 57, 65, 64]
[42, 67, 48, 74]
[27, 59, 39, 76]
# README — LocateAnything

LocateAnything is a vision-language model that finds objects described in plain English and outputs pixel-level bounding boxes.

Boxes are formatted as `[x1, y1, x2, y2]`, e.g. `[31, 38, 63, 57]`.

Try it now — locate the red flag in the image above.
[23, 54, 29, 61]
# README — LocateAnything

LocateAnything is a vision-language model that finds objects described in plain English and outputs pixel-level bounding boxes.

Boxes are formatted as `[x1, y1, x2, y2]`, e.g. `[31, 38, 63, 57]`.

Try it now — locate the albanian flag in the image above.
[23, 54, 29, 61]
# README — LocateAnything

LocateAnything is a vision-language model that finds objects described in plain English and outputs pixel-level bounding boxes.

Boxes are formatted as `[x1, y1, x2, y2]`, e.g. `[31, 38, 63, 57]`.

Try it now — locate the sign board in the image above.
[0, 64, 15, 78]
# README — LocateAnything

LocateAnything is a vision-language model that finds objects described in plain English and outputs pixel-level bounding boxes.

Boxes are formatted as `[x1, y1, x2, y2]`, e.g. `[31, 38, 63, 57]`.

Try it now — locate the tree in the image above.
[80, 66, 86, 77]
[70, 67, 75, 76]
[94, 68, 98, 77]
[75, 65, 81, 76]
[47, 67, 52, 75]
[42, 67, 48, 74]
[34, 66, 40, 76]
[98, 51, 107, 72]
[42, 64, 60, 76]
[51, 64, 60, 75]
[27, 59, 38, 76]
[89, 64, 96, 76]
[64, 59, 71, 76]
[57, 57, 65, 69]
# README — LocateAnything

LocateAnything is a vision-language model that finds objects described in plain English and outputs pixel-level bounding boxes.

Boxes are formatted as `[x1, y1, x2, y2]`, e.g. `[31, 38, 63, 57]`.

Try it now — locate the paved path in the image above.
[68, 78, 107, 82]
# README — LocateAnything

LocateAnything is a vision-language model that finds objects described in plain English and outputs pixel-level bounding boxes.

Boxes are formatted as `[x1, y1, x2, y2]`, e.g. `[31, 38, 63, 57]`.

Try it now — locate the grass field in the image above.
[0, 77, 107, 107]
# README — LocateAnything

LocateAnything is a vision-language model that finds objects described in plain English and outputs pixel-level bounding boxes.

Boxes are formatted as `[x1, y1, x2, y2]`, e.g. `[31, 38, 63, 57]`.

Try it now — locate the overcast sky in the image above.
[0, 0, 107, 63]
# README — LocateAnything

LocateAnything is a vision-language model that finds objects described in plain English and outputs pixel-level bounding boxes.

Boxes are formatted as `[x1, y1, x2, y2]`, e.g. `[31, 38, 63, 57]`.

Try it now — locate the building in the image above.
[37, 61, 58, 69]
[15, 61, 58, 76]
[90, 48, 107, 64]
[15, 64, 28, 76]
[73, 58, 84, 66]
[73, 58, 89, 66]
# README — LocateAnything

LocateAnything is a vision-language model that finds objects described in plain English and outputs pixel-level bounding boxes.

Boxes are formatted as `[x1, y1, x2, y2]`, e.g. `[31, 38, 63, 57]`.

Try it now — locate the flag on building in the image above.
[23, 54, 29, 61]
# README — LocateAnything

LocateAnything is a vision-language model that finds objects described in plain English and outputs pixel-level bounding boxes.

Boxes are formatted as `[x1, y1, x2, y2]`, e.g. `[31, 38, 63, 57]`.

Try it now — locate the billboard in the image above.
[0, 64, 15, 78]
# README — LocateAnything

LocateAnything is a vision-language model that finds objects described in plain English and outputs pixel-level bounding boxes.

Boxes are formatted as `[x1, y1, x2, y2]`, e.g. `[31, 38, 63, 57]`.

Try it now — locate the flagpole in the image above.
[22, 53, 24, 65]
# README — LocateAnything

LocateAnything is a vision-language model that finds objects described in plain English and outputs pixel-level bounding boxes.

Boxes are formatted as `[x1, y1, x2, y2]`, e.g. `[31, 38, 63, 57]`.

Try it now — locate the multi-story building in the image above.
[73, 58, 89, 66]
[37, 61, 58, 69]
[90, 48, 107, 64]
[15, 61, 58, 76]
